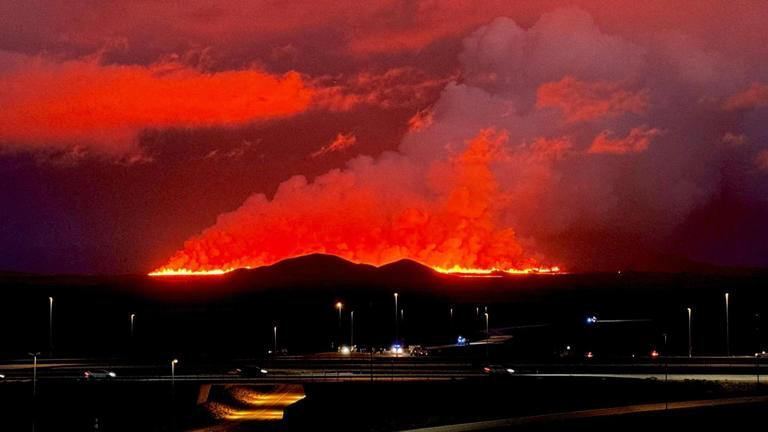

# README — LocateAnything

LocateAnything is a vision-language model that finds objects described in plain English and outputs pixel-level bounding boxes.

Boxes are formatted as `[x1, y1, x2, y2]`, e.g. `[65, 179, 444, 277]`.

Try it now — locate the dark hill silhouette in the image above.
[377, 258, 438, 279]
[224, 254, 439, 286]
[251, 253, 378, 278]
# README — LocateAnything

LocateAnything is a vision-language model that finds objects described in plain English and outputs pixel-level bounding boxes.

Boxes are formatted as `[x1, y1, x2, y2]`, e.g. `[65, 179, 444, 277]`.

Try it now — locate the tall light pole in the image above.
[171, 359, 179, 384]
[273, 324, 278, 354]
[336, 302, 343, 349]
[725, 292, 731, 357]
[29, 352, 40, 397]
[756, 313, 762, 386]
[130, 313, 136, 339]
[484, 312, 490, 359]
[394, 293, 399, 344]
[48, 296, 54, 355]
[756, 313, 762, 356]
[350, 311, 354, 348]
[687, 307, 693, 358]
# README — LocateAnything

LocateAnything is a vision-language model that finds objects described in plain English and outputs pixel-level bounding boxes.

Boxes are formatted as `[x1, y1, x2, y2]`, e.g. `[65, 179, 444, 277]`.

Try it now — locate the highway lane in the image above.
[1, 355, 766, 384]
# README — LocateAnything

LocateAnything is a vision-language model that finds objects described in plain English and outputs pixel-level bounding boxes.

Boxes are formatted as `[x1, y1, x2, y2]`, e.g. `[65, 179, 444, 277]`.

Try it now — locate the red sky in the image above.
[1, 1, 768, 273]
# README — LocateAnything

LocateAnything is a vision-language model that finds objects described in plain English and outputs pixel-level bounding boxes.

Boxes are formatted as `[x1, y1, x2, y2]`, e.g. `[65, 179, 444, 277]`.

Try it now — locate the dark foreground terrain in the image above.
[1, 254, 766, 430]
[1, 254, 767, 360]
[2, 375, 766, 431]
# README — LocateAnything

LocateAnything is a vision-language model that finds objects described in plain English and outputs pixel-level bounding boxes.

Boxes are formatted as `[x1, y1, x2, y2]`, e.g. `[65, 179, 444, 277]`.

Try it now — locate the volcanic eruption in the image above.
[151, 129, 557, 276]
[152, 8, 768, 276]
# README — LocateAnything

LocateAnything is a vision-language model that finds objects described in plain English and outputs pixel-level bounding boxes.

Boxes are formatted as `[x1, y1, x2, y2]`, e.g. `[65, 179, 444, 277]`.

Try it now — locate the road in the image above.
[399, 395, 768, 432]
[0, 354, 765, 384]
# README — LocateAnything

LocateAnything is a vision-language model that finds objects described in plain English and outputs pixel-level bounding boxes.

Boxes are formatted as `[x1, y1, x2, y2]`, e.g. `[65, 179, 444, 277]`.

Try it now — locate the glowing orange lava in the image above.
[148, 267, 244, 276]
[431, 264, 561, 275]
[148, 256, 560, 277]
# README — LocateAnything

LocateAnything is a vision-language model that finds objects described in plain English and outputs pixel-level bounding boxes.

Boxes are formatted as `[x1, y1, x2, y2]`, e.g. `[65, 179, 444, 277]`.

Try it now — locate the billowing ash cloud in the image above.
[157, 8, 768, 272]
[158, 128, 543, 272]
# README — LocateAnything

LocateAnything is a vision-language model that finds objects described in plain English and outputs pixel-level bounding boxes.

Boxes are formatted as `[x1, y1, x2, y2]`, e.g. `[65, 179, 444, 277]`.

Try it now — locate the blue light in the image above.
[457, 336, 467, 346]
[586, 315, 598, 324]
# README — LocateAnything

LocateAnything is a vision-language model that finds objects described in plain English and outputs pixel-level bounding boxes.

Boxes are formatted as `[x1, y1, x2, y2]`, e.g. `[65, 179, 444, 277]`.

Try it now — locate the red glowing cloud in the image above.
[536, 76, 648, 122]
[723, 83, 768, 111]
[310, 132, 357, 158]
[588, 126, 661, 155]
[408, 109, 435, 132]
[0, 58, 313, 153]
[311, 67, 451, 112]
[756, 150, 768, 172]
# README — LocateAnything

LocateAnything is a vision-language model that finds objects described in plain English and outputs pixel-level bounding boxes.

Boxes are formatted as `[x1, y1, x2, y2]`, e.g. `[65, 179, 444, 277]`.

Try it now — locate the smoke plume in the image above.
[156, 8, 768, 272]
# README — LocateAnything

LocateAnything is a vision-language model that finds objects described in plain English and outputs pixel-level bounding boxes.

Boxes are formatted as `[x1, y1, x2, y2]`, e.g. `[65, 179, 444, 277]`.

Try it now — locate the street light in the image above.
[725, 292, 730, 357]
[335, 302, 343, 350]
[484, 312, 490, 359]
[350, 311, 354, 348]
[756, 312, 763, 386]
[756, 312, 762, 356]
[336, 302, 343, 329]
[273, 324, 278, 355]
[130, 313, 136, 339]
[687, 307, 693, 358]
[171, 359, 179, 384]
[29, 352, 40, 397]
[394, 293, 399, 344]
[48, 296, 54, 354]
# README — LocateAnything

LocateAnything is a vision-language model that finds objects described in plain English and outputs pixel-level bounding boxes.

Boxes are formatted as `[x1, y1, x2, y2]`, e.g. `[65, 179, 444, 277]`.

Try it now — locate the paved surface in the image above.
[400, 395, 768, 432]
[0, 355, 765, 384]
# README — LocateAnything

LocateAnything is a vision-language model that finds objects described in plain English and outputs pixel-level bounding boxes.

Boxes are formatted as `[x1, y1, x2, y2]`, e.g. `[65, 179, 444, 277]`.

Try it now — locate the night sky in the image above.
[1, 1, 767, 274]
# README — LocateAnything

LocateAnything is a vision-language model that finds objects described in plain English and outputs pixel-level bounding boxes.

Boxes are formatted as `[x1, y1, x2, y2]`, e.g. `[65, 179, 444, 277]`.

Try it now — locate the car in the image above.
[482, 364, 516, 375]
[410, 345, 428, 356]
[227, 365, 268, 376]
[83, 369, 117, 380]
